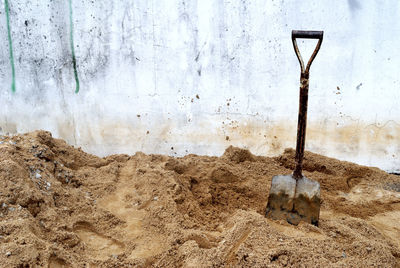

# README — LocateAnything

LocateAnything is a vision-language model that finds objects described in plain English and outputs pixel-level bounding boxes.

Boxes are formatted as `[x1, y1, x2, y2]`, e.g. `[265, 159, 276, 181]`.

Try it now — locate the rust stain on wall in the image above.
[1, 117, 399, 171]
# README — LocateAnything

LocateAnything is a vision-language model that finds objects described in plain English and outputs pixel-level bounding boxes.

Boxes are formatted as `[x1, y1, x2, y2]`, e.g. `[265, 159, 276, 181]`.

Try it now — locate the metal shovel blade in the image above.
[266, 175, 320, 226]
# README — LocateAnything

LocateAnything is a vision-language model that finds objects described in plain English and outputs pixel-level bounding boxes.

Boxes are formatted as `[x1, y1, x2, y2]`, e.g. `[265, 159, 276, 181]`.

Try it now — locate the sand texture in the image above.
[0, 131, 399, 267]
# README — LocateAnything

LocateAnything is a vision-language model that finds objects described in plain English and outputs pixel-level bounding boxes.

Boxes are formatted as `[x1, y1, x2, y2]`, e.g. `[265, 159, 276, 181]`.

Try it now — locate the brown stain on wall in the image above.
[0, 121, 17, 134]
[1, 117, 400, 170]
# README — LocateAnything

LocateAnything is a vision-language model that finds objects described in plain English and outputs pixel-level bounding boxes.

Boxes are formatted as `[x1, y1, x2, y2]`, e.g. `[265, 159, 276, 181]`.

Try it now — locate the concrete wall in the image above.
[0, 0, 399, 172]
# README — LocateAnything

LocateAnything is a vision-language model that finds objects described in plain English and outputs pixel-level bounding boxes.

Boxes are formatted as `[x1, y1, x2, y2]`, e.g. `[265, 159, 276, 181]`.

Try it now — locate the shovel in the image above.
[266, 30, 323, 226]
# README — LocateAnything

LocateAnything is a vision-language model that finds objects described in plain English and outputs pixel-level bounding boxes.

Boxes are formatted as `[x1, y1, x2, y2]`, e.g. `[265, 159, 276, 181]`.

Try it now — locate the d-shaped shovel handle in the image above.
[292, 30, 323, 76]
[292, 30, 323, 179]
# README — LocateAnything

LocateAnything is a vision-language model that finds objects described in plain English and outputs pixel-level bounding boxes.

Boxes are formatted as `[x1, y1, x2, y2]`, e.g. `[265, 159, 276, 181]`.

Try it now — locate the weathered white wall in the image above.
[0, 0, 399, 172]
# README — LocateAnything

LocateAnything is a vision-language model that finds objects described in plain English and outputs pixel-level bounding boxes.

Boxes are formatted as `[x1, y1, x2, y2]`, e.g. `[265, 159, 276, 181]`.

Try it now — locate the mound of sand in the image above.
[0, 131, 399, 267]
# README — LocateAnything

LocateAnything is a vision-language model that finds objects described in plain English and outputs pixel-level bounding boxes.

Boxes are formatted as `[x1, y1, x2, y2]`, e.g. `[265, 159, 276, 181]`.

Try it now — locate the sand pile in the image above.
[0, 131, 399, 267]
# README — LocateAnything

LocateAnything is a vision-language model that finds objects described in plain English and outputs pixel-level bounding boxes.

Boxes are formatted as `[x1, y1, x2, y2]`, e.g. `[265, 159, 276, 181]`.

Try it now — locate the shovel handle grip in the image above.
[292, 30, 323, 40]
[291, 30, 324, 75]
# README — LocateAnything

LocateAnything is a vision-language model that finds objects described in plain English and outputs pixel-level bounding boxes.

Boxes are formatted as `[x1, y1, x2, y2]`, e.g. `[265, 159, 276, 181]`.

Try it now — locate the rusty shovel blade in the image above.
[266, 175, 320, 226]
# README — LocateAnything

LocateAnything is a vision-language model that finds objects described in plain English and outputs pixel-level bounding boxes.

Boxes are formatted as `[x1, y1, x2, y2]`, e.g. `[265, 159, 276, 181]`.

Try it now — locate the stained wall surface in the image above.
[0, 0, 399, 172]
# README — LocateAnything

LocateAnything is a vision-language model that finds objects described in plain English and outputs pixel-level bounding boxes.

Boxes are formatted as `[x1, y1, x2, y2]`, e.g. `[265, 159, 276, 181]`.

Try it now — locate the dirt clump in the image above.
[222, 145, 256, 163]
[0, 131, 399, 267]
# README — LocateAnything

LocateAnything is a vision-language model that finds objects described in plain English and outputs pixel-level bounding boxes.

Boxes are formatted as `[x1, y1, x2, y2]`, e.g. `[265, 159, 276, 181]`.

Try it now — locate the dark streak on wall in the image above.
[69, 0, 80, 93]
[4, 0, 16, 93]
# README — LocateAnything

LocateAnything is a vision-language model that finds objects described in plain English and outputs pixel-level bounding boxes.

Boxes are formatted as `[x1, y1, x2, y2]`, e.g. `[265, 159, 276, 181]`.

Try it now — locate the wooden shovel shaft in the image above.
[291, 30, 323, 179]
[293, 72, 309, 179]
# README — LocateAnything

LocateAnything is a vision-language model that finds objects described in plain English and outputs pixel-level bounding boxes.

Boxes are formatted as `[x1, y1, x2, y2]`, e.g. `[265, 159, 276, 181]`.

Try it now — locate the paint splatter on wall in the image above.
[4, 0, 16, 93]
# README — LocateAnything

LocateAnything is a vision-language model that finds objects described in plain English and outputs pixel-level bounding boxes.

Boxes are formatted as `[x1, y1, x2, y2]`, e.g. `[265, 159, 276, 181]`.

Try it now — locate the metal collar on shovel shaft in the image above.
[266, 30, 323, 226]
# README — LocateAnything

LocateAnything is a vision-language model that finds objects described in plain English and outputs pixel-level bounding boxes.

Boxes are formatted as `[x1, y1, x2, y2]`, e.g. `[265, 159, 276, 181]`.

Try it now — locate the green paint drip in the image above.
[4, 0, 15, 93]
[69, 0, 80, 93]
